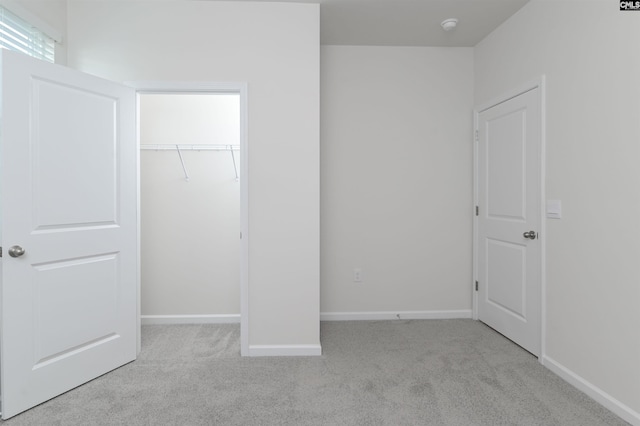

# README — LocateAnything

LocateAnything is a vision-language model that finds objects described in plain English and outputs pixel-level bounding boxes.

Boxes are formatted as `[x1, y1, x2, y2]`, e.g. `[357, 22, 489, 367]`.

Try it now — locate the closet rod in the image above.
[140, 144, 239, 151]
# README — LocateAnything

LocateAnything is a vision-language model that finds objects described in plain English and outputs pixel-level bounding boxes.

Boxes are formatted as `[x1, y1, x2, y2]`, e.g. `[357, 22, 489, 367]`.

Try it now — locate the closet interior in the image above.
[139, 93, 240, 319]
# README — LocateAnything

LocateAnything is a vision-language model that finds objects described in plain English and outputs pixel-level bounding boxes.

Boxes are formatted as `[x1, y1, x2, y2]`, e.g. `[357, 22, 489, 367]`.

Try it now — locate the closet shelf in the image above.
[140, 144, 239, 151]
[141, 144, 240, 182]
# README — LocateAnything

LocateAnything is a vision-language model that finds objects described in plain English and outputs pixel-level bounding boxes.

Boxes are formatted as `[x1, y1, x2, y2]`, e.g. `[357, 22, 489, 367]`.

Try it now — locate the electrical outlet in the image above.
[353, 268, 362, 282]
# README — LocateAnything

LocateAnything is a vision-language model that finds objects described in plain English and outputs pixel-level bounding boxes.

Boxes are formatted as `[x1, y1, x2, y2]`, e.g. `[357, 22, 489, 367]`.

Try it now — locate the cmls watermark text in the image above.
[620, 1, 640, 10]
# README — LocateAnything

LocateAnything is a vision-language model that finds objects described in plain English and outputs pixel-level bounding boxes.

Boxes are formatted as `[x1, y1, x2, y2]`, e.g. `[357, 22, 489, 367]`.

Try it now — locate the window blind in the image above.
[0, 5, 54, 63]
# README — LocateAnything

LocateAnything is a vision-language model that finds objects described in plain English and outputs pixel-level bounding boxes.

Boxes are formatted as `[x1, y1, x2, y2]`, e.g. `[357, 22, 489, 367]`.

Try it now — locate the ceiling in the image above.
[245, 0, 531, 47]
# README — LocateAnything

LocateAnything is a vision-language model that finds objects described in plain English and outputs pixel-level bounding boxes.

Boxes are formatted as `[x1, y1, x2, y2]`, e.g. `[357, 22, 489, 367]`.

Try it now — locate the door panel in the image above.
[486, 109, 526, 220]
[477, 87, 541, 356]
[34, 254, 119, 364]
[486, 238, 526, 319]
[0, 50, 137, 419]
[33, 77, 118, 228]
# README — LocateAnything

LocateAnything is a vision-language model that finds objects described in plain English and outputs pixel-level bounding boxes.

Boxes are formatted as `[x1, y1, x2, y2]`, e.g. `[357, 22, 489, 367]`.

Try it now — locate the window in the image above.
[0, 5, 54, 63]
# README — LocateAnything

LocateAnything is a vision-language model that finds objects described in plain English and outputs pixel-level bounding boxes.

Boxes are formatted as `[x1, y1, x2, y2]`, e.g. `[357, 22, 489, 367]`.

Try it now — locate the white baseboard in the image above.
[542, 356, 640, 425]
[141, 314, 240, 325]
[248, 344, 322, 357]
[320, 310, 472, 321]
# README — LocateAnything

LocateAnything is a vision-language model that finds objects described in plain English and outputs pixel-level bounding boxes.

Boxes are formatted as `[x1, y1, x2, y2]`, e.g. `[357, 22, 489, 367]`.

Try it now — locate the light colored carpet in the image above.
[3, 320, 628, 425]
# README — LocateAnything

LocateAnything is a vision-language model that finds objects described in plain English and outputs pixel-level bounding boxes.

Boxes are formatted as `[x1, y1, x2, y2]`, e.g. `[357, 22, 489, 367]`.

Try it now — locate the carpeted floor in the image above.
[2, 320, 628, 425]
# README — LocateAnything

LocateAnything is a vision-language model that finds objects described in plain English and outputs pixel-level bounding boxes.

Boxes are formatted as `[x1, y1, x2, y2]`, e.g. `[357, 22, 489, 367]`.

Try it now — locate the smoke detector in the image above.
[441, 18, 458, 32]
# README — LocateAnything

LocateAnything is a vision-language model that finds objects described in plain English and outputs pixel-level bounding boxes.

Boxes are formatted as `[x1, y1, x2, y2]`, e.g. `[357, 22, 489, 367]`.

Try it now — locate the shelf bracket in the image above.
[176, 144, 190, 182]
[229, 145, 239, 181]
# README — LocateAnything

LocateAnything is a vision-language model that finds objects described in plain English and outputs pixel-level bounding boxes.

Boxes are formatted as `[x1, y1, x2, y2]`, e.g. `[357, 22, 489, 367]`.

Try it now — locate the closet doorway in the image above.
[134, 83, 248, 355]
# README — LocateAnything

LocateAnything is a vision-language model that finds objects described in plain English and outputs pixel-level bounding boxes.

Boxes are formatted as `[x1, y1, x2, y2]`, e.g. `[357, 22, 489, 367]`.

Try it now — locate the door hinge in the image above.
[475, 206, 479, 216]
[475, 280, 478, 291]
[475, 130, 479, 142]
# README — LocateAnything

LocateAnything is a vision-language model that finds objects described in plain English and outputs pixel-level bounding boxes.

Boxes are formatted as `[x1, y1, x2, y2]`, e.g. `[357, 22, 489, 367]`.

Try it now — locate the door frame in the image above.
[472, 76, 546, 362]
[127, 81, 249, 356]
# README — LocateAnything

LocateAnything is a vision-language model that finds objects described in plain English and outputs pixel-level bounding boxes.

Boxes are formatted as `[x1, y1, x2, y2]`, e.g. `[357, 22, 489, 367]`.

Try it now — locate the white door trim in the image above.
[125, 81, 249, 357]
[472, 76, 546, 362]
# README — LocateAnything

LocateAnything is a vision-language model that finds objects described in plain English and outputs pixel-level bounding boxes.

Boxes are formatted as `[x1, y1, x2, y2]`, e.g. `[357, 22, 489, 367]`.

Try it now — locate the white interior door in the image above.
[476, 86, 542, 356]
[0, 50, 137, 419]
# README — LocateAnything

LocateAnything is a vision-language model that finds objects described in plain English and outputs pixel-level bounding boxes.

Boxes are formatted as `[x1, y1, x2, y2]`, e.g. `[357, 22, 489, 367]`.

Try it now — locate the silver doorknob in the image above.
[8, 245, 25, 258]
[523, 231, 537, 240]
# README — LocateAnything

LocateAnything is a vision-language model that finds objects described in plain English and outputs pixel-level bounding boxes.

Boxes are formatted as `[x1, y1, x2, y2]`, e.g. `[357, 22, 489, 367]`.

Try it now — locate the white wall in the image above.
[140, 94, 240, 317]
[67, 1, 320, 351]
[321, 46, 474, 318]
[475, 1, 640, 421]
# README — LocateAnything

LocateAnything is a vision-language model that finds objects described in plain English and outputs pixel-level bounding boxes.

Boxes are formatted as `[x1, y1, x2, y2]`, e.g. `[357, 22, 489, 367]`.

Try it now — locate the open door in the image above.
[475, 86, 542, 356]
[0, 50, 137, 419]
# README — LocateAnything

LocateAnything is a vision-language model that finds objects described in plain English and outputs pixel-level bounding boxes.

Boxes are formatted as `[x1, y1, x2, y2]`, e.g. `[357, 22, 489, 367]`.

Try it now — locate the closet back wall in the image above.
[140, 94, 240, 317]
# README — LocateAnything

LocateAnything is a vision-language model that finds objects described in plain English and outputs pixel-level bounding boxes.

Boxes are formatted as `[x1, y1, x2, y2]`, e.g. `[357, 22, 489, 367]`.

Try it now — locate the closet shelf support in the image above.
[230, 145, 239, 181]
[176, 144, 190, 182]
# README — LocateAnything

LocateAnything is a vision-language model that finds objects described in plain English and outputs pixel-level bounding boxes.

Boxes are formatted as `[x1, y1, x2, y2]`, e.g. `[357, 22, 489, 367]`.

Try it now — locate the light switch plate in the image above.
[546, 199, 562, 219]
